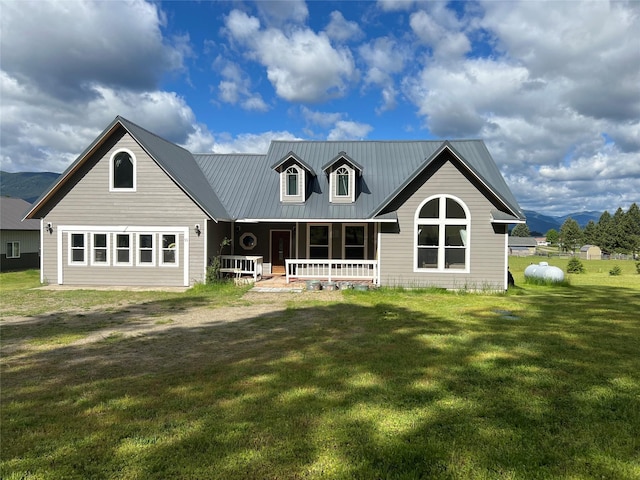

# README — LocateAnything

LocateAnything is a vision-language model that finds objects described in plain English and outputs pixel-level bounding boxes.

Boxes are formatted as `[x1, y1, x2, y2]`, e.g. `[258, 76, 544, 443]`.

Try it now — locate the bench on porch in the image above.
[220, 255, 263, 281]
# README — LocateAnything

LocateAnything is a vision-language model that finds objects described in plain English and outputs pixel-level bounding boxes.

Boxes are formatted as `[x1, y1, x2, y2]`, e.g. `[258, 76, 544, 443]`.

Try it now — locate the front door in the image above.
[271, 230, 291, 274]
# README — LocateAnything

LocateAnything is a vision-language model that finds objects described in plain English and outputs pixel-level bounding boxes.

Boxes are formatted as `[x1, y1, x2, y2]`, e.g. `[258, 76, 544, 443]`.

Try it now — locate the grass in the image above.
[2, 265, 640, 479]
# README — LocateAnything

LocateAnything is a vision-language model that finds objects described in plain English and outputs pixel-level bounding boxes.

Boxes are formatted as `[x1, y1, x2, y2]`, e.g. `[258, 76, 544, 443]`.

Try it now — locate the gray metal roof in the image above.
[2, 197, 40, 230]
[26, 117, 230, 221]
[117, 117, 230, 221]
[26, 116, 524, 224]
[194, 140, 524, 222]
[508, 237, 538, 247]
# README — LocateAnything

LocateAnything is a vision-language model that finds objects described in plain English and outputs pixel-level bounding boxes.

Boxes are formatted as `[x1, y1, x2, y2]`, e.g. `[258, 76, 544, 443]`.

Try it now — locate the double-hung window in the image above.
[343, 224, 366, 259]
[114, 233, 132, 266]
[69, 233, 87, 265]
[308, 224, 330, 259]
[160, 234, 178, 266]
[91, 233, 109, 265]
[137, 233, 155, 266]
[6, 242, 20, 258]
[416, 195, 469, 271]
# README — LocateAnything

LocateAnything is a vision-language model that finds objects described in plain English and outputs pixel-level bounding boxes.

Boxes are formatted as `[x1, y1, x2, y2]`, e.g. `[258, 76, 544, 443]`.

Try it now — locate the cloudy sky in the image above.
[1, 0, 638, 215]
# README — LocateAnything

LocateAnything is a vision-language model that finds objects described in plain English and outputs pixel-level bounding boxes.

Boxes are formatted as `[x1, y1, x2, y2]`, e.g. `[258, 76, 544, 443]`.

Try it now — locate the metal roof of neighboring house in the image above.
[580, 244, 601, 252]
[1, 197, 40, 230]
[508, 237, 538, 247]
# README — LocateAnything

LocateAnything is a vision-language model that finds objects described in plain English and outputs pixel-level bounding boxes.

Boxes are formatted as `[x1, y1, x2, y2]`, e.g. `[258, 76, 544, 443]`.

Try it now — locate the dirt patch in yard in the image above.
[1, 289, 348, 371]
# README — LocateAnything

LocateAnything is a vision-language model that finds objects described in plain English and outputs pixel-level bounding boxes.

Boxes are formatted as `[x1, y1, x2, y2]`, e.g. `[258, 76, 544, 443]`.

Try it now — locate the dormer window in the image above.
[110, 149, 136, 191]
[323, 152, 362, 204]
[336, 167, 349, 197]
[286, 167, 299, 197]
[271, 151, 316, 203]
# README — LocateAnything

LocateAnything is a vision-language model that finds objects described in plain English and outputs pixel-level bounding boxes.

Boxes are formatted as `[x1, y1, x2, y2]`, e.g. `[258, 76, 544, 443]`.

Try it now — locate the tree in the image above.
[612, 207, 626, 253]
[623, 203, 640, 257]
[596, 211, 614, 253]
[545, 229, 559, 245]
[511, 223, 531, 237]
[559, 217, 582, 252]
[583, 220, 598, 245]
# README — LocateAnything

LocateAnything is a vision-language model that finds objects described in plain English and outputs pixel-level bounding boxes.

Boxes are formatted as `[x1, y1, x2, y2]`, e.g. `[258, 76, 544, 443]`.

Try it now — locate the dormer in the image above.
[271, 151, 316, 203]
[322, 152, 363, 204]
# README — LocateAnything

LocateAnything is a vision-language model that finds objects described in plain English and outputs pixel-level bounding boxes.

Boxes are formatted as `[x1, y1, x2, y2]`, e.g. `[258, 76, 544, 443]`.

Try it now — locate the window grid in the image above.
[6, 242, 20, 258]
[415, 196, 469, 272]
[91, 233, 109, 266]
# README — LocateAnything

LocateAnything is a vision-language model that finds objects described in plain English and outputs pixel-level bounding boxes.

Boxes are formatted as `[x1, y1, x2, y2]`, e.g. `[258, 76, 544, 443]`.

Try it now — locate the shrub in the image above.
[636, 261, 640, 274]
[567, 257, 585, 274]
[609, 265, 622, 276]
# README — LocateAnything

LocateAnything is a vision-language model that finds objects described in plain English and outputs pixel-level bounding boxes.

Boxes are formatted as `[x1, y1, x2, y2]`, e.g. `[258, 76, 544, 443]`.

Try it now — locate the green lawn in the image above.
[2, 265, 639, 479]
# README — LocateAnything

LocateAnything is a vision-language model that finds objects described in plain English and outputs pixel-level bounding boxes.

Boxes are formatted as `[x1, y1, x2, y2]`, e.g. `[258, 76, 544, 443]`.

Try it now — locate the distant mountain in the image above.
[523, 210, 603, 235]
[0, 171, 605, 234]
[0, 171, 60, 204]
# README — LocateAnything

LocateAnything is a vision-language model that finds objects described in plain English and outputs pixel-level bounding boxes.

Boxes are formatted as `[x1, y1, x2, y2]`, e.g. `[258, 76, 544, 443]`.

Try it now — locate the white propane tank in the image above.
[524, 262, 565, 283]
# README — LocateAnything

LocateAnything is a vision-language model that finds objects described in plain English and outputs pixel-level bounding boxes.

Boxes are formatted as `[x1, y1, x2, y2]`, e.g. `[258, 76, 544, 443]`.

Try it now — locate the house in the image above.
[579, 244, 602, 260]
[25, 116, 525, 290]
[1, 197, 41, 271]
[508, 237, 538, 256]
[535, 237, 549, 246]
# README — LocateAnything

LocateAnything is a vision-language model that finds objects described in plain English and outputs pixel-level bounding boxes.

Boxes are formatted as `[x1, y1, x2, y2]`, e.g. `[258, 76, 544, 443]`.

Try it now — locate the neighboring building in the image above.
[1, 197, 40, 271]
[579, 245, 602, 260]
[508, 237, 538, 256]
[25, 116, 525, 290]
[535, 237, 549, 246]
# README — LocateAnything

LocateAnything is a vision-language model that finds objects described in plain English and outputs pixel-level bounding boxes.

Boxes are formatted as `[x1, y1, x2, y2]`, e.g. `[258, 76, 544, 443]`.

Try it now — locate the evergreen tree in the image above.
[612, 207, 626, 253]
[511, 223, 531, 237]
[583, 220, 598, 245]
[545, 229, 559, 245]
[559, 217, 582, 252]
[596, 211, 614, 253]
[621, 203, 640, 256]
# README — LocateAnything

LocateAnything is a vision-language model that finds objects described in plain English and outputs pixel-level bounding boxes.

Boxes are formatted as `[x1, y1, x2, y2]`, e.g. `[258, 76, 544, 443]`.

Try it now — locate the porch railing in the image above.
[285, 259, 379, 285]
[220, 255, 263, 281]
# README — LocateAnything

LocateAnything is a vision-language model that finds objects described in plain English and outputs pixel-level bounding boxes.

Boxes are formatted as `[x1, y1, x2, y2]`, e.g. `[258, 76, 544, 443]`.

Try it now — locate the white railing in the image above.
[220, 255, 263, 281]
[285, 259, 378, 284]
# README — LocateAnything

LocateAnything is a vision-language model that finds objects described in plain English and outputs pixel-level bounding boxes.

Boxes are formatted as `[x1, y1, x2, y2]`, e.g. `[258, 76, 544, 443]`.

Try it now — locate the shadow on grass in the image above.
[2, 284, 639, 479]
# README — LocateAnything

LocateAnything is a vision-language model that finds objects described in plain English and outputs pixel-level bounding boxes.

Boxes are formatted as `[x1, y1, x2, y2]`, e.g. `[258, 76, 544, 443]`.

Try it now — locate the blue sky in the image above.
[1, 0, 639, 215]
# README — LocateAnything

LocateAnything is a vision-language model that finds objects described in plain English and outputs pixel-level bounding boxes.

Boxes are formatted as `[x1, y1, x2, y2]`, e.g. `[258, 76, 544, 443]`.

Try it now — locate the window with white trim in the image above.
[336, 167, 349, 197]
[110, 149, 136, 191]
[415, 196, 469, 271]
[285, 166, 298, 196]
[69, 233, 87, 265]
[6, 241, 20, 258]
[343, 224, 366, 259]
[114, 233, 132, 266]
[160, 234, 178, 266]
[308, 224, 330, 259]
[91, 233, 109, 265]
[137, 233, 155, 266]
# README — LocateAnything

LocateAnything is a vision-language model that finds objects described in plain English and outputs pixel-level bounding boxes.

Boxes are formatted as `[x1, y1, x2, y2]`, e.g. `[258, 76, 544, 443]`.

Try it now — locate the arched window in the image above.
[286, 166, 298, 196]
[415, 195, 469, 271]
[110, 149, 136, 191]
[336, 167, 349, 197]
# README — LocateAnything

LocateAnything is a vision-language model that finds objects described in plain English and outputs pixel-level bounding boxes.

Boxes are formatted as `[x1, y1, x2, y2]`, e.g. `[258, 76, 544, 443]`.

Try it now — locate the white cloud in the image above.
[301, 107, 344, 129]
[212, 131, 302, 154]
[377, 0, 416, 12]
[224, 10, 357, 102]
[410, 10, 470, 60]
[0, 0, 186, 100]
[328, 121, 373, 140]
[215, 58, 269, 112]
[256, 0, 308, 27]
[325, 11, 364, 42]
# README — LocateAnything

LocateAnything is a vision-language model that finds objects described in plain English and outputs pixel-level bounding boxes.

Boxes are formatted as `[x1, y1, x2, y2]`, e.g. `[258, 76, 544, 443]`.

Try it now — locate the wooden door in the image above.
[271, 231, 291, 274]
